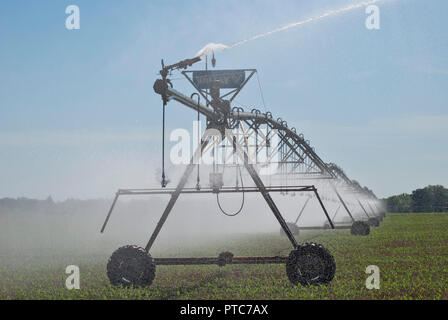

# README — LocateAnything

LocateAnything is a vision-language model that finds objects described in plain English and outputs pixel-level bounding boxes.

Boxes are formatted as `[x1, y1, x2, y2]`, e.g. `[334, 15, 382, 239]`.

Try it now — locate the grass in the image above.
[0, 213, 447, 299]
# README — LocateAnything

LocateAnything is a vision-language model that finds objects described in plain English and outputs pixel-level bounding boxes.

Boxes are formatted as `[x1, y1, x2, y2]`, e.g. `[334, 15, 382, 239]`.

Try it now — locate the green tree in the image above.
[386, 193, 413, 213]
[412, 185, 448, 212]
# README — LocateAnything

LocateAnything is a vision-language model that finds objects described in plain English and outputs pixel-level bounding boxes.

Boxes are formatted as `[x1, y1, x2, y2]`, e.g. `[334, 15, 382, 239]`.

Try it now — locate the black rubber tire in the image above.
[350, 221, 370, 236]
[280, 222, 300, 236]
[217, 251, 234, 267]
[286, 243, 336, 286]
[107, 245, 156, 287]
[368, 217, 380, 227]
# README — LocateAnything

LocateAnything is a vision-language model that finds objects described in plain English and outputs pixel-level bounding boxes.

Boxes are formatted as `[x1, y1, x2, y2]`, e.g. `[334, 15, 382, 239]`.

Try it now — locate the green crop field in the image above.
[1, 213, 447, 300]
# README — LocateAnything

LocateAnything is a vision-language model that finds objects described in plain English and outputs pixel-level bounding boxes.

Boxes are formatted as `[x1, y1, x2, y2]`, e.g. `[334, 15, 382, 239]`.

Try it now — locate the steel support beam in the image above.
[357, 199, 370, 219]
[144, 135, 212, 252]
[228, 131, 299, 248]
[154, 256, 287, 266]
[331, 185, 355, 222]
[313, 189, 334, 229]
[100, 192, 119, 233]
[294, 196, 312, 224]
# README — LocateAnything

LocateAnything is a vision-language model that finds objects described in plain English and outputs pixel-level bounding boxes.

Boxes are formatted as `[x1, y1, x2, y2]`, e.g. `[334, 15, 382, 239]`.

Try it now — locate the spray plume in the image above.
[196, 0, 383, 57]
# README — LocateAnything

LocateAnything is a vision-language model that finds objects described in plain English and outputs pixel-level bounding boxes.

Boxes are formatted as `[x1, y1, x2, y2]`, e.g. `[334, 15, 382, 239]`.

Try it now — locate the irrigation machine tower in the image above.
[100, 55, 385, 288]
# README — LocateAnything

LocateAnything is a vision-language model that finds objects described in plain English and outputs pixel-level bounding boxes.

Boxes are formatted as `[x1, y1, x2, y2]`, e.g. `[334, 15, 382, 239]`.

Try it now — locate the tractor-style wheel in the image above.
[280, 222, 300, 236]
[350, 221, 370, 236]
[286, 243, 336, 286]
[107, 245, 156, 287]
[217, 251, 234, 267]
[368, 217, 380, 227]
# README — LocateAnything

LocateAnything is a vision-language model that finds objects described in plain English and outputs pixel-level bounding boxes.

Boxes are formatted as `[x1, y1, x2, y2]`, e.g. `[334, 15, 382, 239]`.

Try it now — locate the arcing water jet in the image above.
[196, 0, 384, 57]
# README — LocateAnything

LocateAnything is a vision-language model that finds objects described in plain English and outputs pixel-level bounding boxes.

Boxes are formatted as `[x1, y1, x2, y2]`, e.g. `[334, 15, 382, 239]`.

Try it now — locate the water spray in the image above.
[196, 0, 383, 57]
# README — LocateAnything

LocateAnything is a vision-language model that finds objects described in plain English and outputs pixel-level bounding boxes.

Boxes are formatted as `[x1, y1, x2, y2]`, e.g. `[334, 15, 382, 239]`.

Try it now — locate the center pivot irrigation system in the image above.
[100, 54, 386, 288]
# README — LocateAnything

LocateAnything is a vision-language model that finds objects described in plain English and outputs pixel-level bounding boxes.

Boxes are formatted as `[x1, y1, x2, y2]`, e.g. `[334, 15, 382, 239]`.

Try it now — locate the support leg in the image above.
[331, 185, 355, 222]
[244, 162, 299, 248]
[145, 136, 212, 252]
[313, 189, 334, 229]
[366, 201, 376, 216]
[332, 205, 341, 221]
[294, 196, 312, 225]
[357, 199, 370, 219]
[229, 131, 299, 248]
[100, 192, 120, 233]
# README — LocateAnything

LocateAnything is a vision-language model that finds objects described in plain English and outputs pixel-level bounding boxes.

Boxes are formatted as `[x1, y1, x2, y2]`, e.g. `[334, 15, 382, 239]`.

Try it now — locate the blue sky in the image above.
[0, 0, 447, 200]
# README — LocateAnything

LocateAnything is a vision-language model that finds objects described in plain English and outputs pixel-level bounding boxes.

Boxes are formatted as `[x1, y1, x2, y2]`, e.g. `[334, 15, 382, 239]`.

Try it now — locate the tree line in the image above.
[385, 185, 448, 213]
